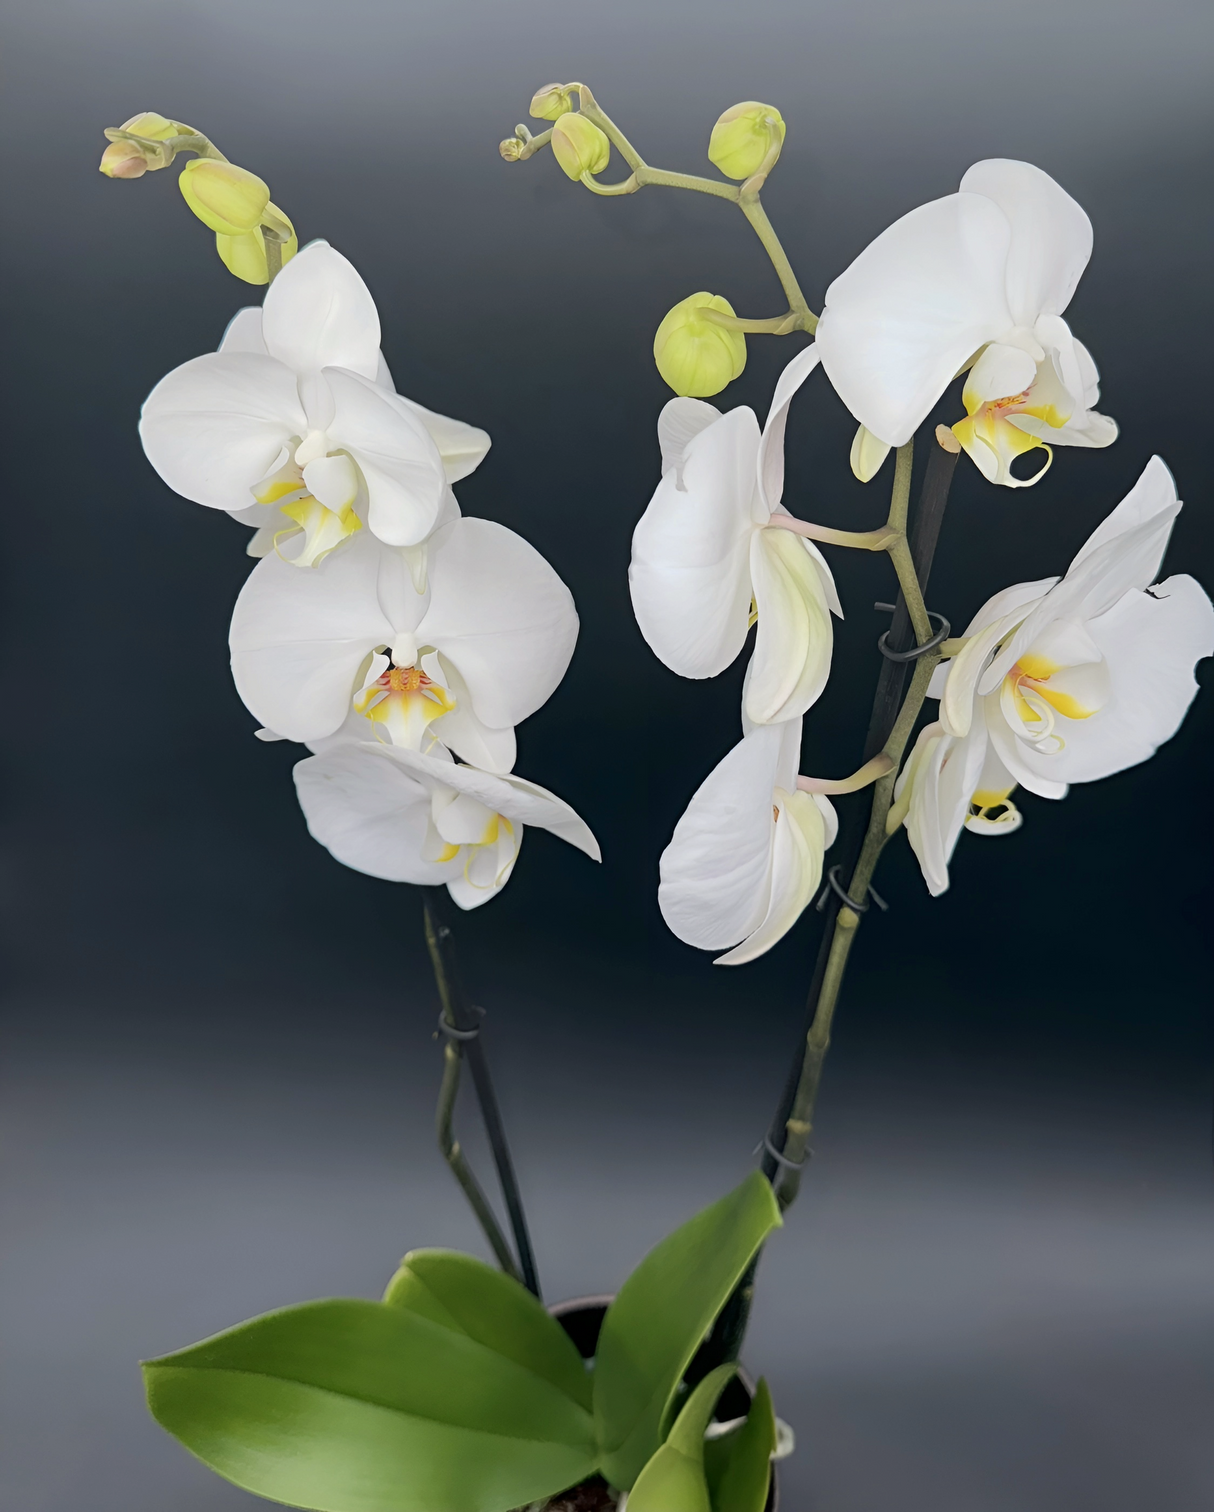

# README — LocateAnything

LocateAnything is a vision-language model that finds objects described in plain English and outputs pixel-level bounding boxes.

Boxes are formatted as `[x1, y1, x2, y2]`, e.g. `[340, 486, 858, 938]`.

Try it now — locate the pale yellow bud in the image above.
[216, 204, 298, 285]
[708, 101, 786, 180]
[179, 158, 270, 236]
[653, 293, 747, 398]
[99, 140, 149, 179]
[550, 113, 610, 181]
[849, 424, 892, 482]
[100, 112, 181, 177]
[499, 137, 525, 162]
[119, 111, 179, 141]
[530, 83, 573, 121]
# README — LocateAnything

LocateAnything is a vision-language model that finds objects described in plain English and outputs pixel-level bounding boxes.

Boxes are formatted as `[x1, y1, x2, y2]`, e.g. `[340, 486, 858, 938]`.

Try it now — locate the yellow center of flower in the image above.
[252, 446, 362, 568]
[353, 662, 456, 749]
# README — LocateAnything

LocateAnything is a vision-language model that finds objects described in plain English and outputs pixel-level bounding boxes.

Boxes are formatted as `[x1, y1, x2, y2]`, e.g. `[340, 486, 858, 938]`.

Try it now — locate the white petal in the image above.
[293, 742, 459, 884]
[959, 159, 1092, 325]
[229, 533, 412, 741]
[757, 344, 822, 516]
[658, 397, 722, 485]
[218, 307, 267, 355]
[416, 518, 578, 730]
[302, 451, 359, 510]
[964, 341, 1038, 404]
[995, 575, 1214, 788]
[394, 396, 492, 484]
[388, 747, 600, 859]
[980, 461, 1184, 695]
[816, 191, 1013, 446]
[139, 353, 305, 510]
[714, 788, 827, 965]
[324, 367, 447, 546]
[629, 407, 760, 679]
[1067, 455, 1179, 583]
[962, 578, 1059, 636]
[940, 602, 1042, 737]
[984, 699, 1069, 799]
[658, 723, 790, 950]
[903, 721, 989, 896]
[428, 654, 517, 774]
[261, 243, 381, 381]
[745, 528, 834, 724]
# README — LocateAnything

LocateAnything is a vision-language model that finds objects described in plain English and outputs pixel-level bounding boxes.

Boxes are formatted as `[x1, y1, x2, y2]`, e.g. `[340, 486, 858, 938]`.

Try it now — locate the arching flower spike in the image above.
[659, 720, 837, 965]
[140, 243, 489, 557]
[630, 346, 841, 726]
[816, 160, 1116, 486]
[229, 518, 578, 773]
[293, 742, 599, 910]
[892, 456, 1214, 893]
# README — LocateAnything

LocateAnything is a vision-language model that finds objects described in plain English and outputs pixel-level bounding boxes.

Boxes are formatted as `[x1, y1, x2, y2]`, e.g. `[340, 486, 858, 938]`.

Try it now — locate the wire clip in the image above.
[437, 1005, 485, 1041]
[874, 603, 951, 661]
[757, 1133, 808, 1172]
[815, 864, 888, 915]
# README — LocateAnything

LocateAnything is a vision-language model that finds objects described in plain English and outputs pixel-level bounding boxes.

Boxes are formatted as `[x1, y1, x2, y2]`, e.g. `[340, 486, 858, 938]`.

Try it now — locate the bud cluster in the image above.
[99, 113, 296, 286]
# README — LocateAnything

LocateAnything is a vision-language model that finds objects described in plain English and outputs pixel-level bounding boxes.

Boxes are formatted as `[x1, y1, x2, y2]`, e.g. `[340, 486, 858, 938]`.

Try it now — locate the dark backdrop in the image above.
[3, 2, 1212, 1509]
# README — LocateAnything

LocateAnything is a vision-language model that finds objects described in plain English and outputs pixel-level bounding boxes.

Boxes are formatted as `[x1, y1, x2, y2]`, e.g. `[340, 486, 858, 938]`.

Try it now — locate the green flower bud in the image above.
[708, 101, 786, 180]
[653, 293, 747, 398]
[216, 204, 298, 285]
[179, 158, 270, 237]
[499, 136, 525, 162]
[551, 113, 610, 181]
[530, 83, 573, 121]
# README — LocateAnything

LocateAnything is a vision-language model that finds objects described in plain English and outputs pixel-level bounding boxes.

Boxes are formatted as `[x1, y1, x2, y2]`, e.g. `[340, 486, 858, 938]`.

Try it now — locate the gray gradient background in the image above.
[2, 1, 1213, 1507]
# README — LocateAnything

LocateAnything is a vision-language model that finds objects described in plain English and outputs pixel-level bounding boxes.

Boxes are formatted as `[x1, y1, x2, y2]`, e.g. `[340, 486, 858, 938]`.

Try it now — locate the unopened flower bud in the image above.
[179, 158, 270, 236]
[708, 101, 786, 180]
[653, 293, 747, 398]
[124, 111, 177, 138]
[551, 113, 610, 181]
[215, 204, 298, 285]
[99, 112, 180, 177]
[530, 83, 573, 120]
[499, 137, 525, 162]
[99, 140, 149, 179]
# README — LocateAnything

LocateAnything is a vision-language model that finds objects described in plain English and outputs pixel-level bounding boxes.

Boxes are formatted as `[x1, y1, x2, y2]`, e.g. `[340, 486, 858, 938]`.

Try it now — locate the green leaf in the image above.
[704, 1377, 775, 1512]
[384, 1249, 593, 1410]
[144, 1298, 597, 1512]
[593, 1172, 781, 1489]
[626, 1365, 736, 1512]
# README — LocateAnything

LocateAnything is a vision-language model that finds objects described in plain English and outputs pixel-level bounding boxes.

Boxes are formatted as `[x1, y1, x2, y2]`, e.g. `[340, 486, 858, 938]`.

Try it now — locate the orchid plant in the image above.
[98, 87, 1211, 1512]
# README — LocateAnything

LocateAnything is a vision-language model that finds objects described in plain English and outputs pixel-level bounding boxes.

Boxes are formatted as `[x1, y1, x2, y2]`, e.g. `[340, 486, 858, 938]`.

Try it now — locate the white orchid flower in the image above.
[658, 720, 838, 965]
[229, 517, 578, 774]
[892, 457, 1214, 894]
[630, 346, 841, 726]
[816, 159, 1117, 487]
[140, 242, 490, 562]
[293, 741, 599, 910]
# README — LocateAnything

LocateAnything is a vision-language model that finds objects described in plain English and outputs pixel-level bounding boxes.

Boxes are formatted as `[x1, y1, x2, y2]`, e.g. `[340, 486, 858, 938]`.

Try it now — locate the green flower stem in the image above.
[104, 126, 229, 164]
[702, 308, 802, 335]
[434, 1039, 523, 1281]
[737, 191, 816, 333]
[771, 649, 940, 1207]
[769, 516, 897, 551]
[423, 890, 541, 1296]
[539, 83, 818, 331]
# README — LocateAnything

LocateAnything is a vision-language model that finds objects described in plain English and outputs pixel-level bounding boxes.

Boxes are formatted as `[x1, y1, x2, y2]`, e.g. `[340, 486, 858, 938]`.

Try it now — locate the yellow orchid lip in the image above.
[354, 663, 456, 749]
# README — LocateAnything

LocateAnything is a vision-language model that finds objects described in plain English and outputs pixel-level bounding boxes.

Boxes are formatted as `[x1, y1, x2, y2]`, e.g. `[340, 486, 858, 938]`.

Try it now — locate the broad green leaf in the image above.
[144, 1299, 596, 1512]
[626, 1365, 736, 1512]
[704, 1378, 775, 1512]
[593, 1172, 781, 1489]
[384, 1249, 592, 1410]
